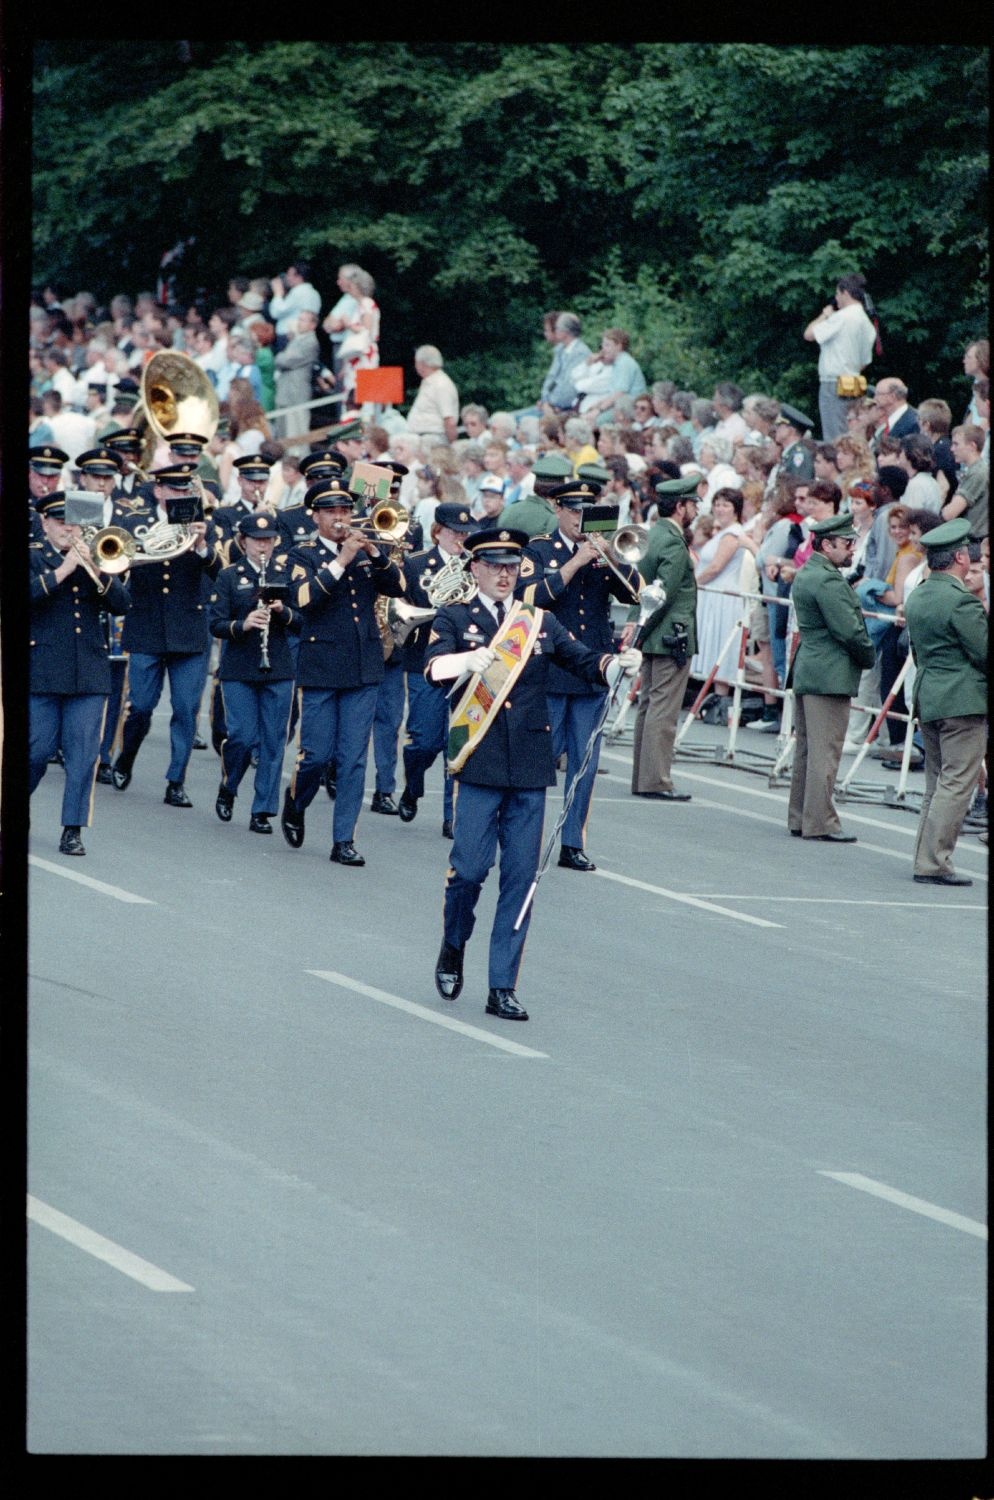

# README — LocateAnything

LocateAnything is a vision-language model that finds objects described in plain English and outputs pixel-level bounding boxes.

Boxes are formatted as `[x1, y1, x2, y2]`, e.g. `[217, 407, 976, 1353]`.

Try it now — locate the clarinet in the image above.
[258, 555, 272, 672]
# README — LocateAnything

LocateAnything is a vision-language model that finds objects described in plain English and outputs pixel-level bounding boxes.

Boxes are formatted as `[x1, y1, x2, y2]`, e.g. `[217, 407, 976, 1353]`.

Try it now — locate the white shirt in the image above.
[812, 301, 876, 379]
[269, 281, 322, 337]
[713, 412, 747, 446]
[903, 470, 942, 514]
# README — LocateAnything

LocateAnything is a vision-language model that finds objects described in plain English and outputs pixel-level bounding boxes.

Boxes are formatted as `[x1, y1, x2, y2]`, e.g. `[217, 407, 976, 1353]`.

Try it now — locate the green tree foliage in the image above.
[34, 41, 987, 413]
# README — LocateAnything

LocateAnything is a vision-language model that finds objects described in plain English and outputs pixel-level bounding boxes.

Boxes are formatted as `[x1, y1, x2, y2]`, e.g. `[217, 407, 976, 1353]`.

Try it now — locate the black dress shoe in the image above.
[638, 790, 691, 802]
[435, 942, 464, 1001]
[330, 840, 365, 866]
[881, 757, 925, 771]
[398, 789, 418, 822]
[485, 988, 529, 1021]
[192, 734, 207, 750]
[281, 788, 305, 848]
[249, 813, 272, 834]
[58, 825, 85, 856]
[111, 758, 133, 791]
[164, 781, 193, 808]
[789, 828, 802, 837]
[913, 871, 973, 886]
[215, 784, 235, 822]
[371, 791, 399, 815]
[558, 845, 596, 871]
[441, 819, 454, 839]
[95, 763, 114, 785]
[804, 831, 856, 843]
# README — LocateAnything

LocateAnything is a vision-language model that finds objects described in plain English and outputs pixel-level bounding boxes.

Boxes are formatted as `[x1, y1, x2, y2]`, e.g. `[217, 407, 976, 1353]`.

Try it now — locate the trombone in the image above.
[587, 522, 649, 601]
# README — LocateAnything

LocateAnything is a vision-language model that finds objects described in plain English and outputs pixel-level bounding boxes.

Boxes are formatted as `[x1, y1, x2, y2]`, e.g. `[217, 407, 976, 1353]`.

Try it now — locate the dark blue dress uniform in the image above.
[74, 453, 149, 773]
[518, 498, 639, 861]
[397, 524, 474, 826]
[209, 536, 301, 821]
[30, 504, 131, 839]
[369, 466, 419, 811]
[427, 538, 612, 1006]
[112, 475, 222, 795]
[284, 501, 406, 853]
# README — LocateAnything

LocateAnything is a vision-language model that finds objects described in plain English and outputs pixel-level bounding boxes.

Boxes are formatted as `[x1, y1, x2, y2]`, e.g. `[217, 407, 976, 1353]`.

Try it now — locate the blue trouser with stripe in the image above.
[403, 672, 454, 822]
[119, 650, 211, 783]
[443, 783, 546, 989]
[291, 683, 378, 843]
[373, 655, 406, 795]
[30, 693, 107, 826]
[219, 679, 294, 815]
[548, 690, 606, 850]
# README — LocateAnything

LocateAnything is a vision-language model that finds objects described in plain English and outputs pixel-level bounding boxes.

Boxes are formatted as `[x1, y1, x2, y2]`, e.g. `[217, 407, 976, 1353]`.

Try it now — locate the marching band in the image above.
[28, 353, 645, 1019]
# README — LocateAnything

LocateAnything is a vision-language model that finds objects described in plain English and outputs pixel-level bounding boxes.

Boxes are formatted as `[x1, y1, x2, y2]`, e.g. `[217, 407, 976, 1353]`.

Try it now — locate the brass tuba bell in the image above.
[134, 351, 220, 471]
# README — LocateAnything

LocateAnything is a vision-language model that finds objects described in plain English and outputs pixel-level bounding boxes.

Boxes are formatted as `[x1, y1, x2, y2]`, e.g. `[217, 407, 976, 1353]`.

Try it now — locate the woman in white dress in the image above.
[339, 268, 380, 406]
[691, 487, 746, 699]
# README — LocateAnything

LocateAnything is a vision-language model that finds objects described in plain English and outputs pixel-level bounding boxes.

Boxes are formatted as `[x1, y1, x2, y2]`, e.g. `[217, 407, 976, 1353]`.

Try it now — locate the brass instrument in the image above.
[126, 352, 220, 560]
[386, 549, 476, 649]
[85, 525, 138, 575]
[134, 350, 220, 471]
[423, 551, 478, 607]
[589, 522, 649, 602]
[69, 537, 112, 590]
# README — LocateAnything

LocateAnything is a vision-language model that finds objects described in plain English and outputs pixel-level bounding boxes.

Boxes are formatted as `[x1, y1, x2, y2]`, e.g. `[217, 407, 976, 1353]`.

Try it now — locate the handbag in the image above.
[836, 374, 867, 399]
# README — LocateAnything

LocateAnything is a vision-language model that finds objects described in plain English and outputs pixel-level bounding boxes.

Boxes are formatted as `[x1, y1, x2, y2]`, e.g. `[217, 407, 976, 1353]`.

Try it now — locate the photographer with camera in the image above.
[803, 273, 879, 442]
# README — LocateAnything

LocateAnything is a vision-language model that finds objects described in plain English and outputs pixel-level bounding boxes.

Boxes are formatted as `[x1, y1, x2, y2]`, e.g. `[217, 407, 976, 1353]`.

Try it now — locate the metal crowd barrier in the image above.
[606, 584, 925, 810]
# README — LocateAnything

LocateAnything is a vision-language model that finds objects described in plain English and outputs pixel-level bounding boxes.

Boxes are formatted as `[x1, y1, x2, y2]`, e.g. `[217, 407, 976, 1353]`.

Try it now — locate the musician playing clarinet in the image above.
[209, 512, 301, 834]
[426, 528, 639, 1022]
[29, 491, 132, 857]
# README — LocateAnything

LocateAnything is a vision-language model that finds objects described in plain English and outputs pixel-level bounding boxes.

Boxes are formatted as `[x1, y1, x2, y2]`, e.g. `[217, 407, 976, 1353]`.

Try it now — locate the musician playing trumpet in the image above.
[516, 479, 640, 872]
[29, 492, 132, 857]
[77, 445, 146, 783]
[209, 512, 300, 834]
[396, 501, 478, 833]
[281, 479, 405, 867]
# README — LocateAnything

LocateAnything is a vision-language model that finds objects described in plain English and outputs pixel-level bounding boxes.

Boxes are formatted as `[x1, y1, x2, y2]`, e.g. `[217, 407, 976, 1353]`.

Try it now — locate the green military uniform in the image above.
[498, 491, 558, 538]
[775, 403, 815, 482]
[498, 453, 572, 539]
[628, 477, 699, 797]
[780, 439, 814, 482]
[904, 518, 988, 883]
[786, 515, 875, 838]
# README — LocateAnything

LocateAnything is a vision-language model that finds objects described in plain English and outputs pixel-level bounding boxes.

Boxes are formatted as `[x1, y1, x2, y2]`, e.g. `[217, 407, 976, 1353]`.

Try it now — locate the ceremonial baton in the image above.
[513, 656, 635, 932]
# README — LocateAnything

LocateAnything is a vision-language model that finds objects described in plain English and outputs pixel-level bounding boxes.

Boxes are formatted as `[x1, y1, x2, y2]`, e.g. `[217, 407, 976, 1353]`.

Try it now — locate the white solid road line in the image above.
[817, 1172, 987, 1240]
[592, 867, 782, 929]
[694, 895, 986, 911]
[27, 1195, 194, 1290]
[29, 856, 156, 904]
[307, 971, 549, 1058]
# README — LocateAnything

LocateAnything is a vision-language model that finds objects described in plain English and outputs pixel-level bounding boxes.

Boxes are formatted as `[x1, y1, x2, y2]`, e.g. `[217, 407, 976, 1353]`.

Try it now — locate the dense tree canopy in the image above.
[33, 41, 988, 412]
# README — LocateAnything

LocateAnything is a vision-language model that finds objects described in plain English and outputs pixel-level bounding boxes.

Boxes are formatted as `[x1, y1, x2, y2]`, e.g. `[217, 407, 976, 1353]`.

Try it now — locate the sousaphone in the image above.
[134, 350, 220, 471]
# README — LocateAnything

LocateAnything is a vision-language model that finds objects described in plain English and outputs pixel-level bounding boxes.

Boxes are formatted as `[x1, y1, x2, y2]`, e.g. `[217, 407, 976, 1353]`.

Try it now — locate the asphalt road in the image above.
[26, 703, 987, 1456]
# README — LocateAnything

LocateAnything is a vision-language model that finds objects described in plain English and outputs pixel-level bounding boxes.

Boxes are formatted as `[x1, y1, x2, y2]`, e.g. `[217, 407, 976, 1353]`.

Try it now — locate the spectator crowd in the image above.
[28, 266, 989, 819]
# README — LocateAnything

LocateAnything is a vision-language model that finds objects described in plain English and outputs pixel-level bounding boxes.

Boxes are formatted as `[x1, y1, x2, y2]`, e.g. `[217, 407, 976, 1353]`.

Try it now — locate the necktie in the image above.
[495, 601, 506, 627]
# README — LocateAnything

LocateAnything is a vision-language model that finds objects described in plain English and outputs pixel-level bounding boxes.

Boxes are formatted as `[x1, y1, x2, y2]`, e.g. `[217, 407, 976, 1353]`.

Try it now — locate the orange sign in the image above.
[356, 367, 405, 405]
